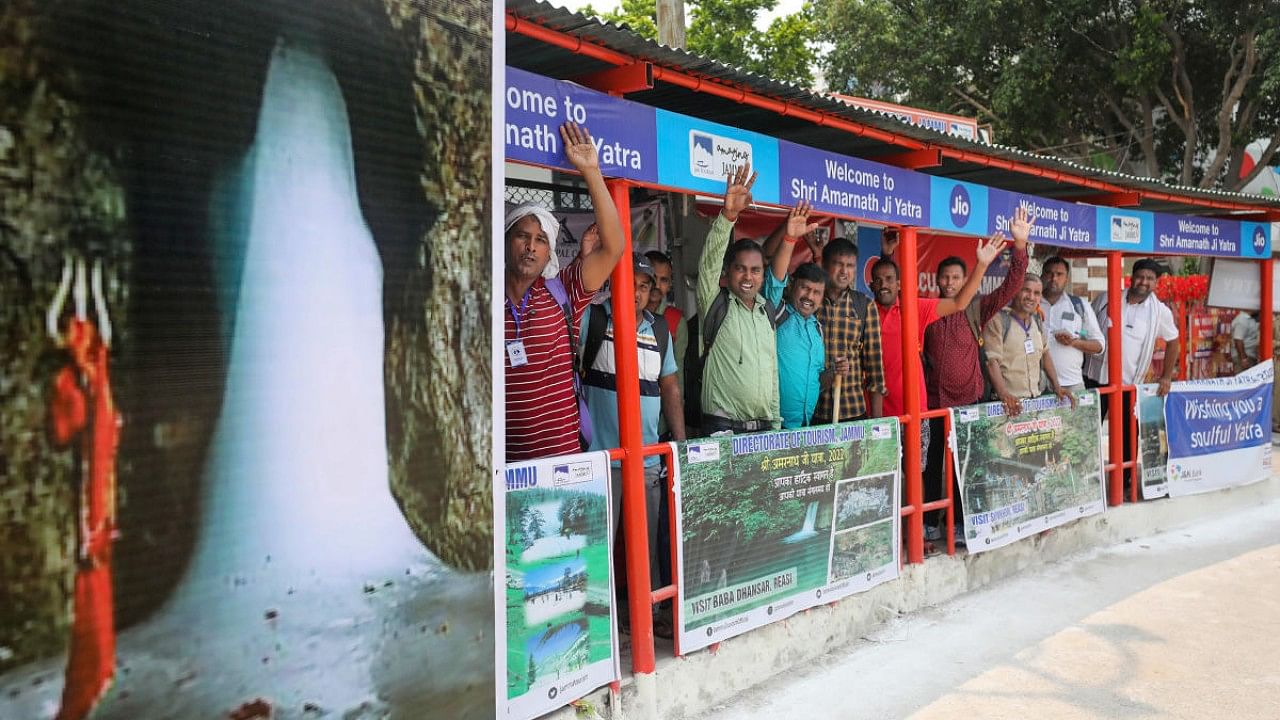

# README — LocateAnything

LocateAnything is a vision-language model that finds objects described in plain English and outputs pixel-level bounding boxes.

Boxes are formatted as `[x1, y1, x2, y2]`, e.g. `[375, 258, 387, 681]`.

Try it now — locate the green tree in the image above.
[582, 0, 820, 86]
[508, 503, 531, 556]
[814, 0, 1280, 190]
[527, 508, 546, 540]
[583, 0, 660, 41]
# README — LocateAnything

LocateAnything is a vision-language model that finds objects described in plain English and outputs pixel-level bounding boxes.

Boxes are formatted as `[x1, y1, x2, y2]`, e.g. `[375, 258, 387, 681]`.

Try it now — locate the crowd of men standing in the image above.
[504, 122, 1192, 601]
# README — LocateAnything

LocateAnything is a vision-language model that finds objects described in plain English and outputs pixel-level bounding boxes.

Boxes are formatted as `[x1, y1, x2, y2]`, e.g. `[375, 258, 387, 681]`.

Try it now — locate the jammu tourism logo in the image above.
[690, 130, 752, 182]
[1110, 215, 1142, 244]
[687, 442, 721, 464]
[552, 461, 594, 486]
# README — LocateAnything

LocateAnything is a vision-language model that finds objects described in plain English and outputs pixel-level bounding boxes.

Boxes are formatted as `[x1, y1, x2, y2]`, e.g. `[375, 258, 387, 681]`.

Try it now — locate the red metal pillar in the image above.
[1262, 258, 1273, 362]
[605, 179, 656, 673]
[1106, 252, 1125, 506]
[899, 226, 924, 564]
[943, 411, 955, 556]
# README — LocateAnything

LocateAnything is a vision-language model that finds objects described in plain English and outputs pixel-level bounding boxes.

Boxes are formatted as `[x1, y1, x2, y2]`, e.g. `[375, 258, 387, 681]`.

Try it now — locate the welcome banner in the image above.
[950, 393, 1107, 553]
[504, 452, 618, 720]
[674, 420, 901, 654]
[1163, 362, 1274, 497]
[505, 67, 1274, 259]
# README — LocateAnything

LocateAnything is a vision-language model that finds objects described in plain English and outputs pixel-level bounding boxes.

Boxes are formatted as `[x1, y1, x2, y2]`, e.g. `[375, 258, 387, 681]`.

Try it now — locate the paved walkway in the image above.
[697, 495, 1280, 720]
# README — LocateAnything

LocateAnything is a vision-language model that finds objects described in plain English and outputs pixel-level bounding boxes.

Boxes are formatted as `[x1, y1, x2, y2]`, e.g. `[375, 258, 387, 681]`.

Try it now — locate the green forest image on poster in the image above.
[1137, 384, 1170, 499]
[504, 456, 615, 709]
[951, 392, 1106, 552]
[677, 420, 900, 643]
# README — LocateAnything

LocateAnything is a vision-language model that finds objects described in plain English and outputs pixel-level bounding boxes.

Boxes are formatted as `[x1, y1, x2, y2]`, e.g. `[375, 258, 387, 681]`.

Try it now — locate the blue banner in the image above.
[988, 189, 1096, 249]
[1240, 221, 1274, 258]
[655, 109, 779, 203]
[505, 67, 658, 183]
[1093, 207, 1155, 252]
[1153, 214, 1241, 257]
[777, 140, 929, 225]
[1165, 383, 1271, 458]
[504, 67, 1274, 260]
[1162, 362, 1274, 496]
[929, 177, 988, 236]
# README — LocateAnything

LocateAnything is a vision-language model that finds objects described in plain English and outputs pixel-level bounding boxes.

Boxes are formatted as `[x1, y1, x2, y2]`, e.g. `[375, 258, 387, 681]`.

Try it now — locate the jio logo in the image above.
[1254, 227, 1267, 253]
[949, 185, 971, 226]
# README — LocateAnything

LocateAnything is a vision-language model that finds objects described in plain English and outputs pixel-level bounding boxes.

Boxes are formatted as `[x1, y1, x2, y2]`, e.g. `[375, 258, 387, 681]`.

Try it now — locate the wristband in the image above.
[784, 235, 799, 244]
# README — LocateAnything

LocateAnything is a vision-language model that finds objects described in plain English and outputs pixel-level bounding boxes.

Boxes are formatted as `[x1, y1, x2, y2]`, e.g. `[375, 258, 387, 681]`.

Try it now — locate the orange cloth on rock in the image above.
[50, 318, 120, 720]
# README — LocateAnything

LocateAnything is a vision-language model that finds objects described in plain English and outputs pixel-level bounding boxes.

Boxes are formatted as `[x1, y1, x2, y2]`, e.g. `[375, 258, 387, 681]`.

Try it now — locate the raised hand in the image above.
[560, 122, 599, 174]
[804, 227, 829, 260]
[880, 228, 900, 259]
[975, 231, 1009, 266]
[786, 201, 821, 239]
[721, 164, 757, 223]
[1009, 206, 1036, 249]
[579, 223, 601, 258]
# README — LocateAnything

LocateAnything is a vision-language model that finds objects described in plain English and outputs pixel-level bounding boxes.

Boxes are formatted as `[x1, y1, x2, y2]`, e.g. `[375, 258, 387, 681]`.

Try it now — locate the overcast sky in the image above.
[551, 0, 808, 32]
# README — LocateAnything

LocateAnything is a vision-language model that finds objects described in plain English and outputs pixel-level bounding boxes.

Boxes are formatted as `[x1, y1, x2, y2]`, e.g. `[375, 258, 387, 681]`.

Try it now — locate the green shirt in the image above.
[696, 214, 781, 428]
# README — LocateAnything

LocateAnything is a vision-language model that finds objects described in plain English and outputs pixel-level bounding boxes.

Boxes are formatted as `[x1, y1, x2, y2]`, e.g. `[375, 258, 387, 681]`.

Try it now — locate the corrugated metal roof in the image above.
[507, 0, 1280, 215]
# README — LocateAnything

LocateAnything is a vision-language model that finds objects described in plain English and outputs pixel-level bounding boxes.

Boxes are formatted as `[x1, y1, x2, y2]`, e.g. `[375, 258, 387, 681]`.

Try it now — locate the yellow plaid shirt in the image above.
[814, 288, 887, 421]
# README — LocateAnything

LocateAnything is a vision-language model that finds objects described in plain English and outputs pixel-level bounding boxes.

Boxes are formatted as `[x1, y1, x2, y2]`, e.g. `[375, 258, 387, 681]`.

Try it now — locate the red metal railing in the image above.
[918, 408, 957, 557]
[591, 208, 1276, 686]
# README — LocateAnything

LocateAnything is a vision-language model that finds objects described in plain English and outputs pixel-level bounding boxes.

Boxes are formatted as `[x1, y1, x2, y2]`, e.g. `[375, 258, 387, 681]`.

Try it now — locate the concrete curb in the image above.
[545, 475, 1280, 720]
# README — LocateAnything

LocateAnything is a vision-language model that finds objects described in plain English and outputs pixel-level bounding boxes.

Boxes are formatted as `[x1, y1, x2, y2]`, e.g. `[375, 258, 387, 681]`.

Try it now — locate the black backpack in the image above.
[701, 287, 780, 353]
[684, 312, 705, 431]
[683, 289, 789, 435]
[579, 303, 670, 382]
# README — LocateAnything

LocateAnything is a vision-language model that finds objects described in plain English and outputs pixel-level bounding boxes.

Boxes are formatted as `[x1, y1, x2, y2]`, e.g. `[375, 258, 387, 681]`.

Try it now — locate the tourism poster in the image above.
[1164, 362, 1274, 497]
[674, 420, 901, 654]
[1137, 384, 1171, 499]
[504, 453, 618, 720]
[950, 392, 1106, 553]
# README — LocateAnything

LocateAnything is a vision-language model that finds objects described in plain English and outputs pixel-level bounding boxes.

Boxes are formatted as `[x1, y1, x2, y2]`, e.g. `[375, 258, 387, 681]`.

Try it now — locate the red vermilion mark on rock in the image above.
[229, 698, 272, 719]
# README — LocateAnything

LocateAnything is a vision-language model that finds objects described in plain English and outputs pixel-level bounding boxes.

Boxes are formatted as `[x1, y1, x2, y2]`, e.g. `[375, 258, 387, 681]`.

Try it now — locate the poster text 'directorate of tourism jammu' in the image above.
[504, 452, 618, 720]
[951, 392, 1107, 554]
[674, 420, 902, 654]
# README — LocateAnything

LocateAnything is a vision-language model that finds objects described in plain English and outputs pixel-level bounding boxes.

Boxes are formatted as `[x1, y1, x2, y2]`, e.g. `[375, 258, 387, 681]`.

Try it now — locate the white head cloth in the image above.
[504, 203, 561, 279]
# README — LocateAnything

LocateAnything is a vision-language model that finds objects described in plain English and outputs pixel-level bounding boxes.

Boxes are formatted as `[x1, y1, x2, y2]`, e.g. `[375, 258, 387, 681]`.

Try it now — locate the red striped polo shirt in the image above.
[505, 258, 594, 462]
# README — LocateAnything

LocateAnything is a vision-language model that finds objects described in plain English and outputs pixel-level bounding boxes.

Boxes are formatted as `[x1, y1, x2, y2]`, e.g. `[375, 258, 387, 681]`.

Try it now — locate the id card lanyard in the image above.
[1014, 315, 1036, 355]
[507, 290, 532, 366]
